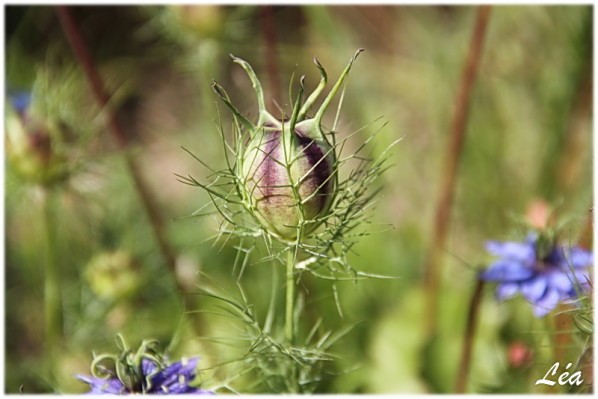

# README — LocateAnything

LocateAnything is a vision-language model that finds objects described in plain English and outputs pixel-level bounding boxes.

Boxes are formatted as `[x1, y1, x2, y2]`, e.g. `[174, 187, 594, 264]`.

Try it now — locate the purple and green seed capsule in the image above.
[213, 50, 364, 241]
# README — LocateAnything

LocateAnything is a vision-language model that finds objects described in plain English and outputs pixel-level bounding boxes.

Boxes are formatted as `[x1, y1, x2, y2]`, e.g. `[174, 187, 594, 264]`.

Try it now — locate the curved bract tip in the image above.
[229, 54, 270, 126]
[314, 49, 364, 126]
[211, 81, 255, 130]
[214, 50, 364, 141]
[297, 57, 328, 122]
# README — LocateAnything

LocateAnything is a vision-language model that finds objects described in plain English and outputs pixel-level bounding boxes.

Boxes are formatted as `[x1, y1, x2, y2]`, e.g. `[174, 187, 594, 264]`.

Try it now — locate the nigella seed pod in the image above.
[241, 121, 334, 240]
[213, 50, 363, 241]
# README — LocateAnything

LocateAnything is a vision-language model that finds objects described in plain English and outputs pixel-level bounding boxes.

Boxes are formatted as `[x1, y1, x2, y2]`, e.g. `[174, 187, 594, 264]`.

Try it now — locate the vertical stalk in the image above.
[55, 6, 204, 336]
[55, 7, 179, 293]
[284, 250, 299, 393]
[285, 250, 295, 345]
[542, 314, 561, 393]
[43, 188, 62, 376]
[554, 63, 592, 194]
[423, 5, 492, 338]
[547, 9, 592, 200]
[553, 304, 573, 365]
[577, 206, 593, 249]
[454, 279, 485, 393]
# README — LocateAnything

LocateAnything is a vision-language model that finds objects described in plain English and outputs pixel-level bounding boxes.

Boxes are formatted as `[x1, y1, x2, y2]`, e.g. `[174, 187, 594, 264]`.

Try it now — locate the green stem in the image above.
[423, 5, 491, 339]
[285, 250, 295, 345]
[284, 250, 300, 393]
[43, 188, 62, 375]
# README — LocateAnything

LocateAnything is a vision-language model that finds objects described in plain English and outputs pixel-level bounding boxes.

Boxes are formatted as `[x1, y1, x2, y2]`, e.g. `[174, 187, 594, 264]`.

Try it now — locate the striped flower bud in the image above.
[213, 50, 363, 241]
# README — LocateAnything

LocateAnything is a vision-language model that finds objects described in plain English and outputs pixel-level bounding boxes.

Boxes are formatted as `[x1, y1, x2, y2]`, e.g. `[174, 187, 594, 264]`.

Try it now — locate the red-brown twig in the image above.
[55, 6, 180, 293]
[454, 279, 485, 393]
[423, 5, 492, 338]
[555, 65, 592, 194]
[551, 20, 592, 368]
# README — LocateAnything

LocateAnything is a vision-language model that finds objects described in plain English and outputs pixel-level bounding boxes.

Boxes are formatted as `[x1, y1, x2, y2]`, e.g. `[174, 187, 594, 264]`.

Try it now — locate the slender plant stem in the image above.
[284, 250, 299, 393]
[423, 5, 492, 339]
[550, 27, 592, 367]
[454, 279, 485, 393]
[555, 62, 592, 194]
[55, 7, 182, 294]
[550, 10, 592, 199]
[578, 206, 593, 249]
[553, 304, 574, 365]
[285, 250, 295, 345]
[43, 188, 62, 376]
[541, 314, 561, 393]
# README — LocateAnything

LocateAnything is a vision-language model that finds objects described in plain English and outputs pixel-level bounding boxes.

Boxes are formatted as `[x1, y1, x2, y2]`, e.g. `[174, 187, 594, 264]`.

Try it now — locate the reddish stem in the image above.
[423, 5, 492, 338]
[454, 279, 485, 393]
[55, 6, 180, 292]
[555, 64, 592, 193]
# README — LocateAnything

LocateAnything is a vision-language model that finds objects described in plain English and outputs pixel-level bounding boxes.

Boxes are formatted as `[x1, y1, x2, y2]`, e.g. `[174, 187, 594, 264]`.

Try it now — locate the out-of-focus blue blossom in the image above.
[78, 356, 213, 394]
[5, 90, 71, 185]
[7, 91, 32, 114]
[480, 234, 592, 317]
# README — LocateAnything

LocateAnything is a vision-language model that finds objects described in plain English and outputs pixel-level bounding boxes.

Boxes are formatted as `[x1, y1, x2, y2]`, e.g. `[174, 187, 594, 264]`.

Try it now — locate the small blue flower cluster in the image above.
[8, 90, 32, 114]
[78, 357, 212, 395]
[480, 234, 592, 317]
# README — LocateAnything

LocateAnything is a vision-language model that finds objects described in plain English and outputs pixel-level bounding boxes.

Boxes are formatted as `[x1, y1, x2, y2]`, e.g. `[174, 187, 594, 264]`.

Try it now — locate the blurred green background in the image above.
[4, 5, 592, 394]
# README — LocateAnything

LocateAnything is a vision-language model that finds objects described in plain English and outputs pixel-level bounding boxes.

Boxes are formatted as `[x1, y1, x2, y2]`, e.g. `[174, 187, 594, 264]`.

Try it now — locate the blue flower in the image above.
[77, 357, 213, 395]
[7, 91, 32, 114]
[480, 234, 592, 317]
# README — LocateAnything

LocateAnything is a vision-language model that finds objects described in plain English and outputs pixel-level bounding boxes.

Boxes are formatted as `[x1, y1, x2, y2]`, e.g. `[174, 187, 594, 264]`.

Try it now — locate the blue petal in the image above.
[546, 270, 573, 294]
[563, 247, 593, 269]
[142, 358, 159, 376]
[77, 375, 125, 394]
[8, 91, 32, 113]
[564, 270, 592, 298]
[481, 261, 534, 282]
[496, 282, 519, 300]
[545, 246, 565, 266]
[532, 288, 561, 317]
[159, 382, 194, 394]
[572, 269, 591, 287]
[149, 364, 182, 391]
[172, 358, 199, 382]
[485, 240, 535, 262]
[190, 388, 214, 395]
[521, 276, 548, 303]
[149, 358, 199, 392]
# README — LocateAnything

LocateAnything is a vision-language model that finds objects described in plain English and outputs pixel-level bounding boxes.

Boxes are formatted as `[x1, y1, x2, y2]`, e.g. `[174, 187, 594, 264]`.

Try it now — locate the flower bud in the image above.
[241, 122, 335, 240]
[507, 341, 533, 368]
[84, 251, 140, 301]
[77, 335, 211, 394]
[5, 93, 69, 185]
[213, 50, 364, 241]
